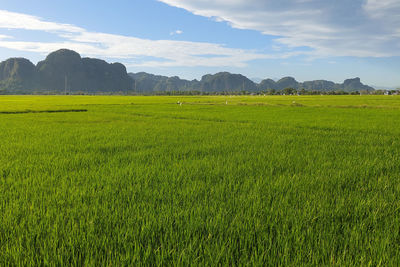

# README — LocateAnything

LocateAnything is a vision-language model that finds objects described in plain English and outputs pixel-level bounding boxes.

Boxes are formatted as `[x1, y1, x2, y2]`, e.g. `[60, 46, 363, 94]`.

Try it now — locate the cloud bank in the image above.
[0, 10, 271, 67]
[159, 0, 400, 58]
[1, 0, 399, 69]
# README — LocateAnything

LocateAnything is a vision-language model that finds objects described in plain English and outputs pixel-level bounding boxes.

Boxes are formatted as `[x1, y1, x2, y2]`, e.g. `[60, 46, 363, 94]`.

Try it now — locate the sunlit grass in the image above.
[1, 95, 400, 265]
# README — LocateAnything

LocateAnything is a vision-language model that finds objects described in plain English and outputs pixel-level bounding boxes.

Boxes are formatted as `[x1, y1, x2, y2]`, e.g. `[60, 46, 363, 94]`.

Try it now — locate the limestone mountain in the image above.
[275, 77, 299, 90]
[258, 76, 374, 92]
[81, 58, 132, 93]
[129, 72, 196, 92]
[37, 49, 86, 92]
[199, 72, 257, 92]
[0, 49, 132, 93]
[301, 80, 337, 91]
[258, 79, 276, 91]
[0, 49, 375, 94]
[128, 72, 258, 92]
[0, 58, 38, 93]
[342, 77, 373, 92]
[37, 49, 132, 93]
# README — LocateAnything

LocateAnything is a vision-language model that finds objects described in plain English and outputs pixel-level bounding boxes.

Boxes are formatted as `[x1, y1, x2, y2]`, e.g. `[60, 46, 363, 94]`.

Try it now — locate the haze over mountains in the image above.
[0, 49, 375, 94]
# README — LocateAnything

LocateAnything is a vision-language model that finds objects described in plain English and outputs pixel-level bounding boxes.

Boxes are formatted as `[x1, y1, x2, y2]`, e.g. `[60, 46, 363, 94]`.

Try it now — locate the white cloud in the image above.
[0, 34, 12, 40]
[158, 0, 400, 58]
[364, 0, 400, 14]
[0, 10, 83, 33]
[170, 30, 183, 35]
[0, 9, 274, 67]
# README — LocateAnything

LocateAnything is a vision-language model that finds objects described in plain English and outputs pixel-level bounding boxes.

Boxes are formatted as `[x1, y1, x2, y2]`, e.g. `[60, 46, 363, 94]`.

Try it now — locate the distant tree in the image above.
[373, 90, 385, 95]
[298, 88, 306, 95]
[335, 90, 348, 95]
[283, 87, 297, 95]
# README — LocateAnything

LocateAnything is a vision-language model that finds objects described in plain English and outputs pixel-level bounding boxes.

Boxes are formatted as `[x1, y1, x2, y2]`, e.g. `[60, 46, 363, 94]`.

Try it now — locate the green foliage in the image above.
[0, 58, 38, 92]
[282, 87, 297, 95]
[130, 72, 375, 94]
[1, 95, 400, 265]
[129, 71, 258, 93]
[199, 72, 257, 92]
[37, 49, 132, 93]
[0, 49, 132, 94]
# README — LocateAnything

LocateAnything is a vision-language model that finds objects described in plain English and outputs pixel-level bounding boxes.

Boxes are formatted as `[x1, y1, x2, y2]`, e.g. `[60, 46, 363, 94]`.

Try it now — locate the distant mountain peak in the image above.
[1, 49, 132, 93]
[0, 49, 375, 94]
[129, 71, 374, 93]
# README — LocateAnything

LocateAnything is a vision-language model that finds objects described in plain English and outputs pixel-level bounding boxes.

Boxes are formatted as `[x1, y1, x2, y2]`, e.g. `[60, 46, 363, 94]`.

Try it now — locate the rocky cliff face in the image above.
[0, 49, 375, 94]
[36, 49, 132, 93]
[81, 58, 132, 93]
[129, 72, 258, 93]
[301, 80, 337, 91]
[37, 49, 85, 92]
[0, 58, 38, 92]
[0, 49, 133, 93]
[342, 77, 373, 91]
[257, 76, 374, 92]
[199, 72, 257, 92]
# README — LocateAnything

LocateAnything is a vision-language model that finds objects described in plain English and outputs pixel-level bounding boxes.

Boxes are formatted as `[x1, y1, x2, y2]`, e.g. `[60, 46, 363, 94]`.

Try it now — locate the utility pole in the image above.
[64, 75, 68, 95]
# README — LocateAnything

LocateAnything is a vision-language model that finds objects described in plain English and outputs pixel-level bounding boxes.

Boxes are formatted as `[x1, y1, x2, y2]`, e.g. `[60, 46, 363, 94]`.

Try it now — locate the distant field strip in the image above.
[0, 109, 88, 114]
[129, 112, 250, 124]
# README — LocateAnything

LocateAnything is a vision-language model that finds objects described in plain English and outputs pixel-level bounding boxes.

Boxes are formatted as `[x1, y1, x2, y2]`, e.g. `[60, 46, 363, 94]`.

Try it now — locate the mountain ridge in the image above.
[128, 72, 374, 93]
[0, 49, 375, 94]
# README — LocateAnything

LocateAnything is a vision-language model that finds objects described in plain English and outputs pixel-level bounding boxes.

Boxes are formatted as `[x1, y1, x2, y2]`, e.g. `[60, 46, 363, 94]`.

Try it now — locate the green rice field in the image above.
[1, 95, 400, 265]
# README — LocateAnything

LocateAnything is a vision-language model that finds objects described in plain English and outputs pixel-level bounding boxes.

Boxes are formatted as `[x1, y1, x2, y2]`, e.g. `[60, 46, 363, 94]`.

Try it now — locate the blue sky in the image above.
[0, 0, 399, 88]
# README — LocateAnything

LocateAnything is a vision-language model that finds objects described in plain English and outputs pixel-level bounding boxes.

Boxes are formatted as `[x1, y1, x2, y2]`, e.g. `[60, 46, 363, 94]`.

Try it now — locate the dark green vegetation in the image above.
[0, 49, 374, 94]
[1, 95, 400, 265]
[0, 58, 38, 93]
[130, 72, 374, 93]
[0, 109, 87, 114]
[0, 49, 132, 94]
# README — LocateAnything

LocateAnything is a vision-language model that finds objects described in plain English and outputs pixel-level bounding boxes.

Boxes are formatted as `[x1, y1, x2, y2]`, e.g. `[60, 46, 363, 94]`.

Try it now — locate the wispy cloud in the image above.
[0, 10, 83, 33]
[0, 34, 13, 40]
[158, 0, 400, 58]
[0, 9, 275, 67]
[170, 30, 183, 35]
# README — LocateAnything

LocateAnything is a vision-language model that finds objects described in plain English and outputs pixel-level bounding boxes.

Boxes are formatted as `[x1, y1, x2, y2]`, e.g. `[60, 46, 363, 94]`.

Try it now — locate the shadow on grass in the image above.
[0, 109, 88, 114]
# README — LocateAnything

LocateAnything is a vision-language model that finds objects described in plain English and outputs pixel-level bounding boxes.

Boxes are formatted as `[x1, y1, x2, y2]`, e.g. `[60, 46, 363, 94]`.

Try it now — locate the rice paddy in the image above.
[1, 95, 400, 265]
